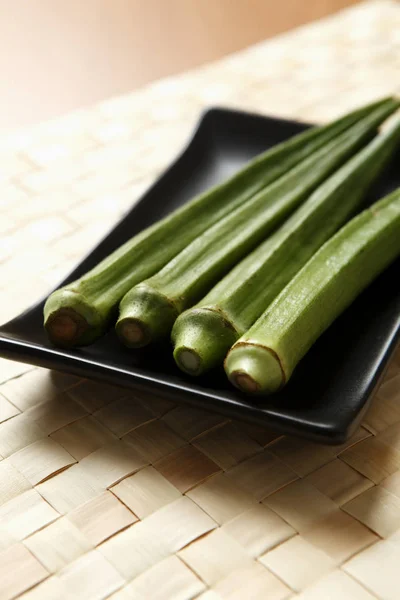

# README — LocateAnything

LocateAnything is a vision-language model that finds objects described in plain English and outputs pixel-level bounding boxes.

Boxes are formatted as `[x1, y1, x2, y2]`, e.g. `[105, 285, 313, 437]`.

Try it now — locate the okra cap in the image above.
[116, 284, 179, 348]
[172, 308, 238, 376]
[224, 342, 285, 395]
[44, 289, 104, 347]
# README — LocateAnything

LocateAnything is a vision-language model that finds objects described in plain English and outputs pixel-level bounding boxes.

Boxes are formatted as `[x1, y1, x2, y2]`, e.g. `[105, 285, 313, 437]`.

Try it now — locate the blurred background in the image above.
[0, 0, 360, 133]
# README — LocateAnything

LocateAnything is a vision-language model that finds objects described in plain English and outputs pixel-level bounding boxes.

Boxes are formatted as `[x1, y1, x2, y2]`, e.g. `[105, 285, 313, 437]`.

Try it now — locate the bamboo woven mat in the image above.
[1, 1, 400, 598]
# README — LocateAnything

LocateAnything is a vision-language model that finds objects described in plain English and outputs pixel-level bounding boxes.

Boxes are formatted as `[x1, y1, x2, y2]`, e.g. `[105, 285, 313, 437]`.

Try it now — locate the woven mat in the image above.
[1, 1, 400, 598]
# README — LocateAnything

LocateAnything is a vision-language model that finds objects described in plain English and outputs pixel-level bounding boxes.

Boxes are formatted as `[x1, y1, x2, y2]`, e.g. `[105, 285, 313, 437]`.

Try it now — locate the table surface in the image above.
[0, 0, 361, 132]
[1, 1, 400, 599]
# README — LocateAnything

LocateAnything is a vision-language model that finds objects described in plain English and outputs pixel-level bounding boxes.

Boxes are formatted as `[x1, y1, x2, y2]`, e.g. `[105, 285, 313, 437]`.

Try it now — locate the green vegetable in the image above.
[44, 100, 387, 348]
[116, 101, 399, 348]
[172, 117, 400, 375]
[225, 188, 400, 395]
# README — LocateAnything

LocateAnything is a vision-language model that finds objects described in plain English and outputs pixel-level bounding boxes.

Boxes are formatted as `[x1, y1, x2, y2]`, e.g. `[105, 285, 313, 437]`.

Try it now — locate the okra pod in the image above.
[225, 188, 400, 395]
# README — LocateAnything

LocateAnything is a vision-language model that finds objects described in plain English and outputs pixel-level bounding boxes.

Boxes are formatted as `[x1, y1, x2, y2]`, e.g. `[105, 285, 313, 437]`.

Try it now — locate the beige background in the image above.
[0, 0, 359, 132]
[1, 1, 400, 599]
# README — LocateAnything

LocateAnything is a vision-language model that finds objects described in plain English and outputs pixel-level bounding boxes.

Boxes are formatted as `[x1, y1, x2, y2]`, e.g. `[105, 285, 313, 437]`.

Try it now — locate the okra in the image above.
[116, 101, 399, 348]
[44, 98, 394, 347]
[172, 117, 400, 375]
[225, 188, 400, 395]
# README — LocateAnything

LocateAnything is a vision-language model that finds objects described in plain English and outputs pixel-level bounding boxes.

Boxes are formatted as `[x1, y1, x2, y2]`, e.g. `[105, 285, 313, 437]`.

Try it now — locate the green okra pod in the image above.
[225, 188, 400, 395]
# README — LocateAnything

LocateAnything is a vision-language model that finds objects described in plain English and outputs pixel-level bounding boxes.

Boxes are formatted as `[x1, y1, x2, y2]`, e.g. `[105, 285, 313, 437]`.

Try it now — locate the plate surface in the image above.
[1, 108, 399, 444]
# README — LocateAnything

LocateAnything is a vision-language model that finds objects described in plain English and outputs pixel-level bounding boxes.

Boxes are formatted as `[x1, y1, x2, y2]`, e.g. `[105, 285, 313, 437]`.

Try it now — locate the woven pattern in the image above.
[1, 1, 400, 598]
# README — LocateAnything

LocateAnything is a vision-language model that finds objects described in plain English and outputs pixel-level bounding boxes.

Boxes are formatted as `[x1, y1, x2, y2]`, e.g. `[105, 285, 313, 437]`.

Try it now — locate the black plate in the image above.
[1, 108, 399, 444]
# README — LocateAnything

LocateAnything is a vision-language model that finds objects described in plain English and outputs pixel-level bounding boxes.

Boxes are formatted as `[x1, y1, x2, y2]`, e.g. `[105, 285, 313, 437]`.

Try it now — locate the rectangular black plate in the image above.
[1, 108, 399, 444]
